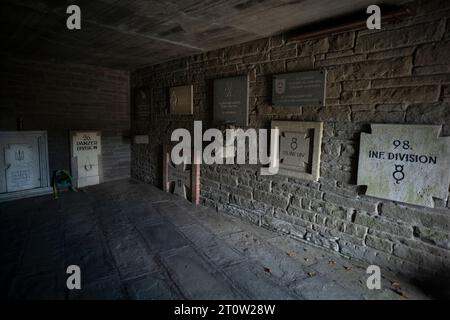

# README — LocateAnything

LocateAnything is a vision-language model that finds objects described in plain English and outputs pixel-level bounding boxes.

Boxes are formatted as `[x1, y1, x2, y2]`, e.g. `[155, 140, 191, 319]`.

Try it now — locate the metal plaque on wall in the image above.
[213, 75, 248, 127]
[272, 70, 326, 107]
[170, 85, 193, 114]
[133, 87, 151, 121]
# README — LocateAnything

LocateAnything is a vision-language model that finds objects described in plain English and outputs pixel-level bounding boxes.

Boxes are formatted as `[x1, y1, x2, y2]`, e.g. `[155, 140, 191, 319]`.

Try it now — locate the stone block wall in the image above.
[0, 56, 131, 182]
[131, 0, 450, 287]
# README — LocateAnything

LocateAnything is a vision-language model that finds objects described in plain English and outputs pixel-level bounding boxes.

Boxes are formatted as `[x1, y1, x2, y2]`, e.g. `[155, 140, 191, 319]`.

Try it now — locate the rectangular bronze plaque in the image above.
[170, 85, 193, 114]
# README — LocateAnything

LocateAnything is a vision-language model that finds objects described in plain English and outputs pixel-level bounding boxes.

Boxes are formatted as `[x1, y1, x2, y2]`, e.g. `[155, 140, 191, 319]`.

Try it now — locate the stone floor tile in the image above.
[223, 262, 301, 299]
[160, 246, 243, 299]
[8, 271, 66, 300]
[108, 234, 159, 280]
[293, 274, 361, 300]
[0, 179, 432, 300]
[222, 230, 314, 284]
[68, 275, 127, 300]
[125, 273, 182, 299]
[138, 222, 188, 253]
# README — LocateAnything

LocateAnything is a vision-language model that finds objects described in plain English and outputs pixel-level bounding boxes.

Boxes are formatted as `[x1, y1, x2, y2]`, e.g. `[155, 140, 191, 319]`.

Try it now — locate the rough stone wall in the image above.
[131, 0, 450, 287]
[0, 56, 131, 182]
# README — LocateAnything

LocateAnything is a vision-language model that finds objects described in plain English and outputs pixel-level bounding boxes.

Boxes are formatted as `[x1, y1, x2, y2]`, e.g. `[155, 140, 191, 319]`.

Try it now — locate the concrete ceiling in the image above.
[0, 0, 408, 70]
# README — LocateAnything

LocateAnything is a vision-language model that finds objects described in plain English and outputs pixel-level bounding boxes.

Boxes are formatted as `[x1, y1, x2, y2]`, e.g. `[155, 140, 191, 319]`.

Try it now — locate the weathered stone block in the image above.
[354, 212, 413, 238]
[393, 244, 448, 269]
[344, 222, 368, 239]
[381, 202, 450, 231]
[355, 20, 445, 53]
[287, 206, 315, 222]
[406, 102, 450, 126]
[297, 38, 329, 56]
[365, 234, 393, 253]
[221, 184, 252, 199]
[254, 189, 290, 209]
[341, 85, 439, 105]
[328, 32, 355, 52]
[367, 47, 415, 60]
[323, 193, 378, 213]
[285, 57, 314, 71]
[415, 41, 450, 66]
[328, 57, 412, 82]
[413, 225, 450, 250]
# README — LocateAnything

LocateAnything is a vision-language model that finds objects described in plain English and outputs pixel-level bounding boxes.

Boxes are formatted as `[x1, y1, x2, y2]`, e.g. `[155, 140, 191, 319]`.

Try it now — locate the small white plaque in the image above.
[271, 121, 323, 181]
[71, 131, 102, 188]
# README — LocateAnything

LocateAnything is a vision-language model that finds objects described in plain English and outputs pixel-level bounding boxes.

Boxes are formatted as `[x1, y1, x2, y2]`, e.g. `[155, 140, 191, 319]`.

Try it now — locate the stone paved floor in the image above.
[0, 179, 431, 300]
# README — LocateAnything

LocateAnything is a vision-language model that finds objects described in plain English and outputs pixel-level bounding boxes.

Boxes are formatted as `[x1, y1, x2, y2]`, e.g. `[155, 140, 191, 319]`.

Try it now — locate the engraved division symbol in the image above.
[275, 78, 286, 95]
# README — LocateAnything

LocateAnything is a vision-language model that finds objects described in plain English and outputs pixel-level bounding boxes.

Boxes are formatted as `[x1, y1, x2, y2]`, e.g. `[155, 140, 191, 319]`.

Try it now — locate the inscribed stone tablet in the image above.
[213, 76, 248, 127]
[163, 145, 200, 205]
[271, 121, 323, 181]
[272, 70, 326, 107]
[0, 131, 51, 201]
[133, 87, 151, 121]
[357, 124, 450, 207]
[4, 143, 40, 192]
[70, 131, 102, 188]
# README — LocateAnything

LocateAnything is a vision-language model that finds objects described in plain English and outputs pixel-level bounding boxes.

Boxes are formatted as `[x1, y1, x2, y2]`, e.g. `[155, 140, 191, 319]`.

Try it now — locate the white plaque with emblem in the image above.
[0, 131, 51, 202]
[271, 121, 323, 181]
[70, 131, 103, 188]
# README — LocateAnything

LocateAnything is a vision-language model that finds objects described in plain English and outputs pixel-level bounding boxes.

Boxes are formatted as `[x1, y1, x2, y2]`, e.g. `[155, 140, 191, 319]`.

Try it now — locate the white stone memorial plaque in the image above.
[163, 145, 200, 204]
[357, 124, 450, 207]
[70, 131, 103, 188]
[0, 131, 51, 202]
[272, 121, 323, 181]
[5, 143, 40, 192]
[168, 163, 191, 199]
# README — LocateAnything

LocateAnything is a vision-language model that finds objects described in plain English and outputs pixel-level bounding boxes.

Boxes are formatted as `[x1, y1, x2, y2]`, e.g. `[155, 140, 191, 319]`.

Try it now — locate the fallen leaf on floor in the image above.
[391, 288, 407, 298]
[307, 271, 317, 277]
[286, 252, 296, 257]
[263, 267, 271, 273]
[391, 281, 401, 287]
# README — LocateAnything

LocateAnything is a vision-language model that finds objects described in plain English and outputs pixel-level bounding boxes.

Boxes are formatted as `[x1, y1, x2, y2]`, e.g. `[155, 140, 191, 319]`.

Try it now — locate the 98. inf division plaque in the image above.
[357, 124, 450, 208]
